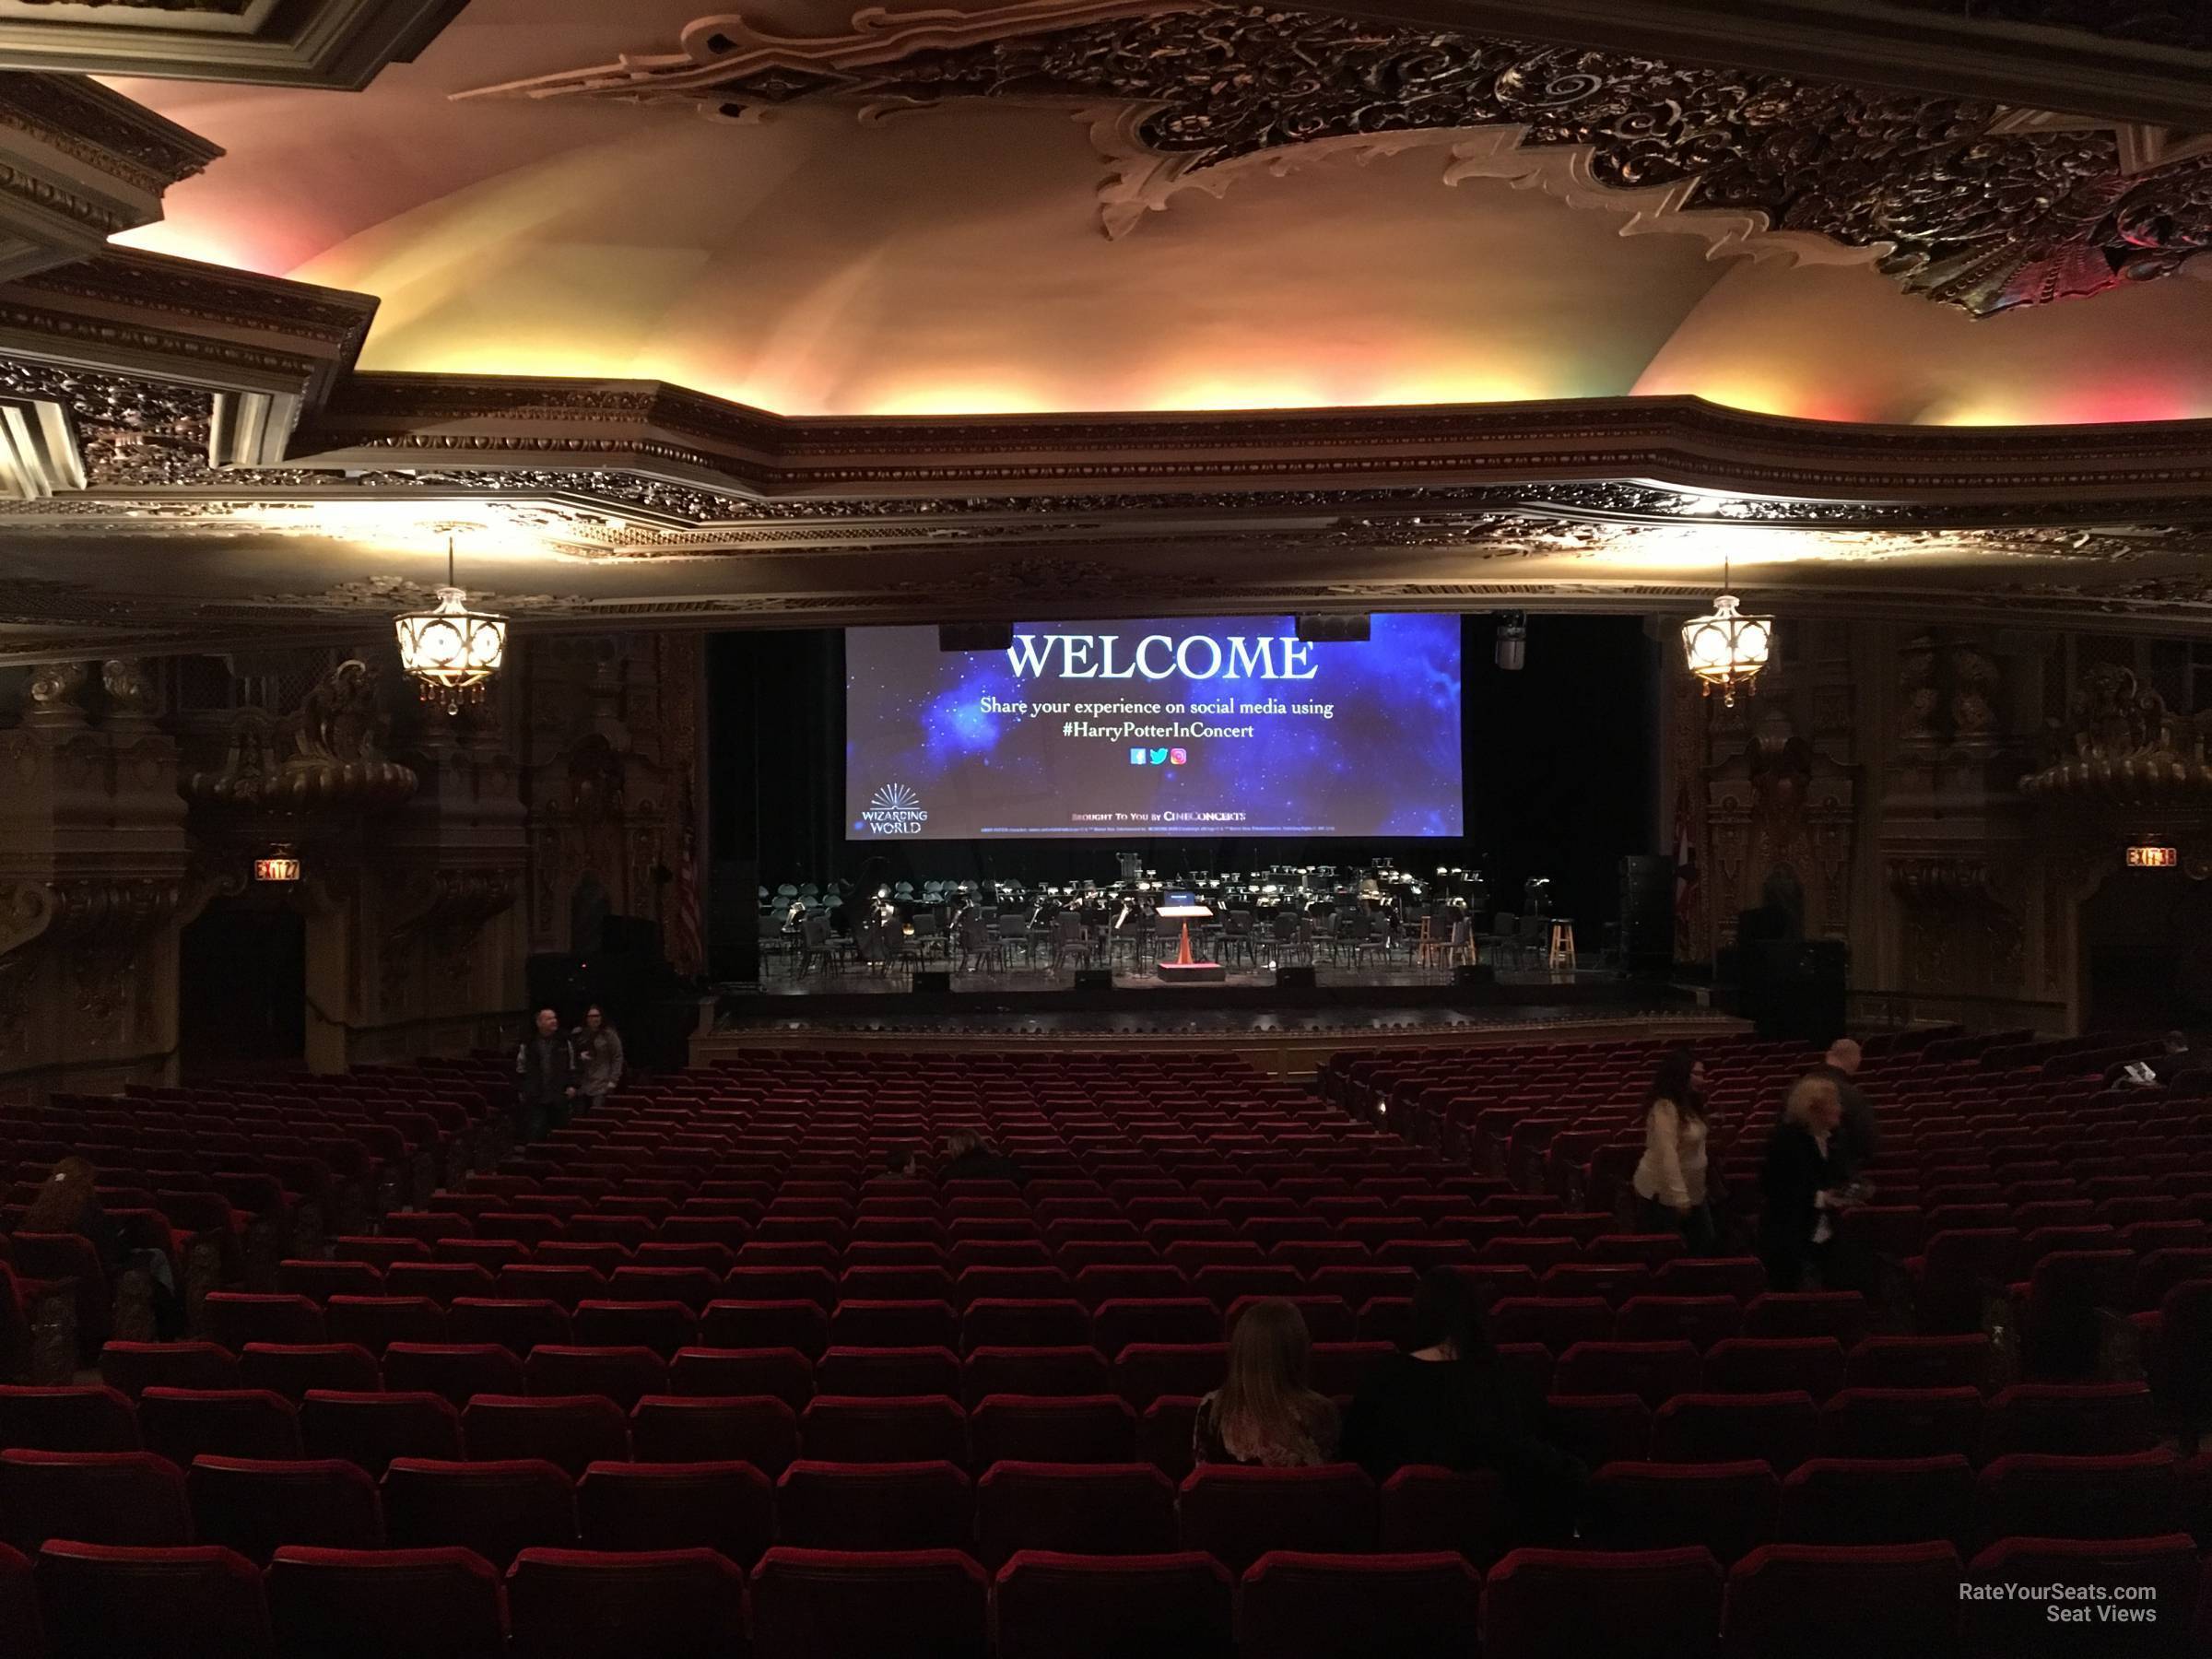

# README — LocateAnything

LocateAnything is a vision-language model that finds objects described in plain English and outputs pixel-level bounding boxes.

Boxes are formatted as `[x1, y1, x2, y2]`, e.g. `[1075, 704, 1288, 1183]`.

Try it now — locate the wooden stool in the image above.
[1547, 920, 1577, 969]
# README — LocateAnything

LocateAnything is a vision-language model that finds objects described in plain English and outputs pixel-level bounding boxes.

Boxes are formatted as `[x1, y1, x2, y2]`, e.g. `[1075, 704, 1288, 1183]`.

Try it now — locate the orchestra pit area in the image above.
[0, 1027, 2202, 1656]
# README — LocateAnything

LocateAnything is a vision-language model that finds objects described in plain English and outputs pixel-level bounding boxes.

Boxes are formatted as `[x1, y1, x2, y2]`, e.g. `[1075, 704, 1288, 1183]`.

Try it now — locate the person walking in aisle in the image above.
[1759, 1072, 1854, 1291]
[572, 1004, 624, 1113]
[514, 1006, 577, 1145]
[1630, 1047, 1716, 1254]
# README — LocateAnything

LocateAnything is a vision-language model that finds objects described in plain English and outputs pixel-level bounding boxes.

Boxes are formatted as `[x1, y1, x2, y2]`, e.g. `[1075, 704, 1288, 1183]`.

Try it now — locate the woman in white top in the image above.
[1630, 1047, 1716, 1254]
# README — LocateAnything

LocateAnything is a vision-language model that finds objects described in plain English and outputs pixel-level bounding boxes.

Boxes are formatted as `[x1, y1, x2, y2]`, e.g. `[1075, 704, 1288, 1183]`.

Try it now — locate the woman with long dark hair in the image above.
[1193, 1297, 1339, 1466]
[1630, 1046, 1715, 1254]
[573, 1005, 624, 1112]
[1341, 1270, 1587, 1538]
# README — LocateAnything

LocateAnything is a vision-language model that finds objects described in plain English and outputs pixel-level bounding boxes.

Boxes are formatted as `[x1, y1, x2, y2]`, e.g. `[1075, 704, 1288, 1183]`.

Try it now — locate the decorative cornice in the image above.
[457, 2, 2212, 314]
[0, 0, 470, 90]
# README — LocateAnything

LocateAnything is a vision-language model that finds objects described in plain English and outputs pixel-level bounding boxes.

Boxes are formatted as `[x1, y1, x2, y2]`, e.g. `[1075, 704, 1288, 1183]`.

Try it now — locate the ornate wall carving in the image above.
[465, 2, 2212, 314]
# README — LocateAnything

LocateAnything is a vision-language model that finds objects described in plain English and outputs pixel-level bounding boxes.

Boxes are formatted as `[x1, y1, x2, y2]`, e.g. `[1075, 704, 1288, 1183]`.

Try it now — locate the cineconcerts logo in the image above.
[859, 782, 929, 836]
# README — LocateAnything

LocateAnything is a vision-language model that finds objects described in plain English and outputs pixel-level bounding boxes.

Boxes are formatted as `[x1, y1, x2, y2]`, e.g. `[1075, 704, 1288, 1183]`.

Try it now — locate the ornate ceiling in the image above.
[0, 0, 2198, 660]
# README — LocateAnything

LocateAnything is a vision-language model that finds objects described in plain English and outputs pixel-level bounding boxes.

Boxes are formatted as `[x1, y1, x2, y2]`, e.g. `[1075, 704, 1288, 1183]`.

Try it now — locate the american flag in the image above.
[668, 768, 705, 978]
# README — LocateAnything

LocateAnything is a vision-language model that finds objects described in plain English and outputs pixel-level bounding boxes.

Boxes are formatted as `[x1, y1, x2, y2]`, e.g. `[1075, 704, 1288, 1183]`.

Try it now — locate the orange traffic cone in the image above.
[1176, 924, 1194, 965]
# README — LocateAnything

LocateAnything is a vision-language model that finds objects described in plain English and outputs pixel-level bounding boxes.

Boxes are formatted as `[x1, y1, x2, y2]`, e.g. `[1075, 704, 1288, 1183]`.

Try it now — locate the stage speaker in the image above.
[940, 622, 1014, 652]
[1738, 937, 1847, 1043]
[1453, 963, 1497, 987]
[1295, 614, 1371, 643]
[1277, 965, 1317, 989]
[1073, 968, 1114, 991]
[709, 859, 759, 984]
[912, 970, 952, 994]
[1618, 854, 1676, 972]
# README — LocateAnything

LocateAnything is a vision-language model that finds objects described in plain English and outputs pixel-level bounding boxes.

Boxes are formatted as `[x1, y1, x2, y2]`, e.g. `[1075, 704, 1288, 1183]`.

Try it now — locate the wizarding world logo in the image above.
[858, 782, 930, 836]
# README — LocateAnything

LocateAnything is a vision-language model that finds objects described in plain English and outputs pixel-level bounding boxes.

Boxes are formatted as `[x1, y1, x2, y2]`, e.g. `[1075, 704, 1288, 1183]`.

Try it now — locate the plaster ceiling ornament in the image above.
[460, 2, 2212, 314]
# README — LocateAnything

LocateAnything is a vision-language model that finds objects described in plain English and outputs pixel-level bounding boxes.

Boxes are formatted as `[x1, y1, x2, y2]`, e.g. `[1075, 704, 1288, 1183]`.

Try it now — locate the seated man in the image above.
[937, 1130, 1026, 1187]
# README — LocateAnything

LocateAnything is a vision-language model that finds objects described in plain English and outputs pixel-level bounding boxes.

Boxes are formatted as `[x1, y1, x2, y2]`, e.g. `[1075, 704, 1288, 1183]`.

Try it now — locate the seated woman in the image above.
[1342, 1268, 1588, 1540]
[21, 1156, 182, 1338]
[1193, 1297, 1341, 1467]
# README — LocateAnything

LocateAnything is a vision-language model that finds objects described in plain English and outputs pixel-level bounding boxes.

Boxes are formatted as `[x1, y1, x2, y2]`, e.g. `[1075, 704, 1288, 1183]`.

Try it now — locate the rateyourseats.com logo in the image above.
[858, 782, 929, 835]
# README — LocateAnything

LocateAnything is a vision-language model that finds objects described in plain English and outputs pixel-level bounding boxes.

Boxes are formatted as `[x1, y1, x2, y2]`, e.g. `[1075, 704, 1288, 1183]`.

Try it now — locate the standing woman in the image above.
[1759, 1073, 1848, 1291]
[574, 1005, 624, 1112]
[1630, 1047, 1715, 1255]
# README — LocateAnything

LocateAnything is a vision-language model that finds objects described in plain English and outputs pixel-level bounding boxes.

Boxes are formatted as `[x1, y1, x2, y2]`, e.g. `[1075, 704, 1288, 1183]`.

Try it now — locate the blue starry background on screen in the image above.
[845, 614, 1463, 839]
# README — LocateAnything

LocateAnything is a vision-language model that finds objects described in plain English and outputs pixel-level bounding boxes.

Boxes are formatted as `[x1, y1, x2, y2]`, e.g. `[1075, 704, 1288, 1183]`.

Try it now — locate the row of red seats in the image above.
[21, 1531, 2207, 1659]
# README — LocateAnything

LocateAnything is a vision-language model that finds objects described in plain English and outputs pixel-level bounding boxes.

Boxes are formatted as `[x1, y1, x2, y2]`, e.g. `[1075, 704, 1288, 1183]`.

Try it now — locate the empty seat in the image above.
[0, 1385, 138, 1453]
[1651, 1394, 1818, 1472]
[137, 1388, 302, 1465]
[380, 1343, 526, 1409]
[300, 1390, 463, 1472]
[507, 1547, 747, 1659]
[1741, 1293, 1867, 1346]
[185, 1456, 383, 1562]
[829, 1299, 959, 1349]
[1979, 1450, 2181, 1540]
[1723, 1541, 1962, 1658]
[817, 1346, 962, 1398]
[1652, 1257, 1767, 1301]
[1241, 1548, 1482, 1659]
[279, 1259, 384, 1301]
[571, 1300, 699, 1358]
[0, 1450, 191, 1550]
[99, 1342, 240, 1401]
[1374, 1465, 1512, 1566]
[975, 1461, 1177, 1565]
[324, 1296, 446, 1355]
[1489, 1298, 1616, 1353]
[266, 1546, 507, 1659]
[575, 1460, 773, 1565]
[971, 1394, 1135, 1465]
[800, 1394, 966, 1464]
[1590, 1460, 1780, 1563]
[1555, 1341, 1703, 1409]
[963, 1346, 1111, 1406]
[699, 1300, 830, 1359]
[995, 1549, 1234, 1659]
[381, 1456, 577, 1566]
[34, 1540, 273, 1659]
[1615, 1297, 1743, 1351]
[1963, 1534, 2206, 1658]
[1701, 1338, 1846, 1402]
[238, 1343, 381, 1401]
[462, 1395, 629, 1477]
[1982, 1382, 2157, 1458]
[1177, 1464, 1377, 1571]
[383, 1263, 498, 1308]
[1114, 1343, 1228, 1406]
[666, 1345, 813, 1407]
[524, 1345, 668, 1410]
[1545, 1394, 1653, 1467]
[749, 1547, 988, 1659]
[1480, 1545, 1724, 1659]
[962, 1299, 1092, 1351]
[1093, 1299, 1222, 1354]
[450, 1298, 573, 1356]
[777, 1459, 973, 1549]
[1777, 1456, 1976, 1549]
[203, 1294, 324, 1351]
[1818, 1387, 1983, 1461]
[1843, 1335, 1991, 1393]
[631, 1394, 799, 1471]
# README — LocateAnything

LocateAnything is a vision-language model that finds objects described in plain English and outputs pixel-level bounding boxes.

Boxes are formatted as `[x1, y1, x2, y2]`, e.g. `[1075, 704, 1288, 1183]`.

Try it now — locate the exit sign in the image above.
[254, 854, 302, 883]
[2126, 845, 2180, 868]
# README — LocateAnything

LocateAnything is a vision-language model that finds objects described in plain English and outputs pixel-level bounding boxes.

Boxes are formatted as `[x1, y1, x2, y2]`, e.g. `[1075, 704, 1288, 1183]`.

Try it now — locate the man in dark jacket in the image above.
[1808, 1037, 1877, 1180]
[514, 1006, 577, 1144]
[938, 1130, 1027, 1187]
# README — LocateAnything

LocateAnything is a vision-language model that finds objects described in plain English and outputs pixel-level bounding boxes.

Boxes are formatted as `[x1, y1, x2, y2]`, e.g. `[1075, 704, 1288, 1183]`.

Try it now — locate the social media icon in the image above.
[1148, 748, 1169, 765]
[1128, 747, 1147, 765]
[1169, 748, 1188, 766]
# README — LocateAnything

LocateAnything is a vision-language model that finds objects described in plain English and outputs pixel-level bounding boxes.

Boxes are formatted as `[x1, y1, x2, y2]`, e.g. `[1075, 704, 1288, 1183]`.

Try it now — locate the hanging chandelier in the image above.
[1680, 570, 1772, 707]
[394, 535, 507, 714]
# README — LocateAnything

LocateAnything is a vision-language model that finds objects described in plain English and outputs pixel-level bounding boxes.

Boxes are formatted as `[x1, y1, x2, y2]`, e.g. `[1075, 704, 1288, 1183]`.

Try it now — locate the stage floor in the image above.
[746, 959, 1607, 998]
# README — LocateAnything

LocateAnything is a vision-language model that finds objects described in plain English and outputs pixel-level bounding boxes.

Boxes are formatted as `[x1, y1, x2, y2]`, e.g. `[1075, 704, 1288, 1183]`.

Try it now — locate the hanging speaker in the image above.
[1295, 615, 1371, 643]
[939, 623, 1014, 652]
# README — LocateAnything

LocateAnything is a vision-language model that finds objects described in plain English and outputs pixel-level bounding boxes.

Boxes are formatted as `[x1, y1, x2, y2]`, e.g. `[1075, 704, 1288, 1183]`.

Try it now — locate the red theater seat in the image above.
[749, 1547, 988, 1659]
[266, 1546, 508, 1659]
[98, 1341, 240, 1401]
[185, 1456, 384, 1562]
[1481, 1546, 1724, 1659]
[777, 1458, 973, 1550]
[1590, 1460, 1780, 1563]
[524, 1345, 667, 1410]
[630, 1394, 798, 1472]
[1241, 1549, 1483, 1659]
[0, 1384, 138, 1453]
[34, 1541, 273, 1659]
[381, 1456, 577, 1567]
[1777, 1456, 1976, 1550]
[994, 1550, 1233, 1659]
[238, 1342, 381, 1401]
[137, 1388, 302, 1465]
[300, 1390, 463, 1473]
[505, 1547, 747, 1659]
[1818, 1388, 1983, 1462]
[1176, 1464, 1377, 1571]
[1722, 1542, 1962, 1658]
[975, 1461, 1177, 1565]
[1375, 1465, 1513, 1566]
[380, 1343, 526, 1409]
[0, 1450, 192, 1551]
[1979, 1450, 2183, 1541]
[1555, 1341, 1703, 1408]
[574, 1460, 773, 1565]
[970, 1394, 1136, 1465]
[799, 1394, 967, 1464]
[1962, 1534, 2206, 1658]
[461, 1395, 629, 1477]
